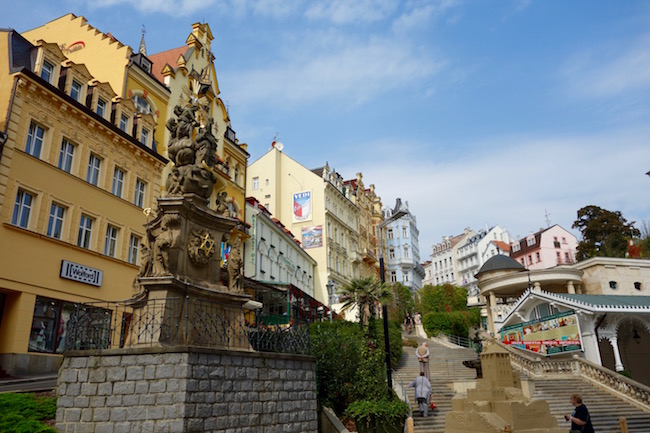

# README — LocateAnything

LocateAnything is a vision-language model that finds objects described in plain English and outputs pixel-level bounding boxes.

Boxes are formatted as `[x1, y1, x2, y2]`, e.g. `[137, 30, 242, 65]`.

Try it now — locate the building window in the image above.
[634, 282, 642, 291]
[26, 121, 45, 158]
[404, 245, 410, 259]
[527, 237, 535, 246]
[120, 114, 129, 132]
[389, 248, 395, 260]
[233, 167, 239, 184]
[128, 234, 140, 265]
[12, 189, 34, 228]
[265, 178, 269, 186]
[512, 243, 520, 252]
[132, 95, 151, 114]
[134, 179, 146, 208]
[609, 281, 618, 290]
[70, 79, 82, 102]
[535, 252, 541, 262]
[96, 98, 107, 117]
[47, 203, 65, 239]
[390, 271, 397, 283]
[562, 237, 567, 244]
[104, 225, 119, 257]
[77, 214, 94, 249]
[404, 273, 409, 283]
[564, 252, 570, 262]
[387, 229, 394, 239]
[86, 153, 101, 186]
[29, 296, 78, 354]
[528, 254, 532, 265]
[252, 177, 259, 190]
[41, 60, 54, 84]
[141, 128, 150, 146]
[402, 227, 408, 238]
[58, 139, 75, 173]
[112, 167, 125, 197]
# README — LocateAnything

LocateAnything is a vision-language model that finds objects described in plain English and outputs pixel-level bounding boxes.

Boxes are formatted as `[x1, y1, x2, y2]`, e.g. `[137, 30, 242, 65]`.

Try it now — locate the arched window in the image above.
[132, 94, 151, 114]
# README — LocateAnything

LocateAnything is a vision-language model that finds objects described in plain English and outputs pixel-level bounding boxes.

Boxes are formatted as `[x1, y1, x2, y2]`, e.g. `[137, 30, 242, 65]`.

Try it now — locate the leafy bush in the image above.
[0, 393, 57, 433]
[423, 309, 480, 337]
[310, 321, 363, 414]
[345, 397, 410, 433]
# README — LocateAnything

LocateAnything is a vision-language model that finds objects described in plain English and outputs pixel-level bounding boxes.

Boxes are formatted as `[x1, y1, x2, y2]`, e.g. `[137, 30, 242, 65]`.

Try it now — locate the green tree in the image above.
[339, 277, 392, 327]
[416, 283, 468, 314]
[572, 205, 640, 261]
[386, 282, 414, 324]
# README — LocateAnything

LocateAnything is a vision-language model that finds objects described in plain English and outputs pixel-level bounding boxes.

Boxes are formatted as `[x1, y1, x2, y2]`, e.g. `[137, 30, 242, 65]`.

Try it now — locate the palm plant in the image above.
[339, 277, 392, 326]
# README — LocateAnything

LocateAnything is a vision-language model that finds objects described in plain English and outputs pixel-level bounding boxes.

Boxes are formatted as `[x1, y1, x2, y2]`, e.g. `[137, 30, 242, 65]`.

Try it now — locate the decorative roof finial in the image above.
[139, 25, 147, 56]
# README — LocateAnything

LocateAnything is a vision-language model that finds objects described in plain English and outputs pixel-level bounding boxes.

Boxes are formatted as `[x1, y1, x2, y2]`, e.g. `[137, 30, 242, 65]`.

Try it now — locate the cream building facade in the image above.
[0, 29, 167, 375]
[246, 145, 360, 307]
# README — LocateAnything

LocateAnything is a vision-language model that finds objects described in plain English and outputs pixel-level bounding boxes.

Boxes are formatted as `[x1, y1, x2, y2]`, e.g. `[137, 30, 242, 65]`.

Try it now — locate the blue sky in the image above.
[4, 0, 650, 255]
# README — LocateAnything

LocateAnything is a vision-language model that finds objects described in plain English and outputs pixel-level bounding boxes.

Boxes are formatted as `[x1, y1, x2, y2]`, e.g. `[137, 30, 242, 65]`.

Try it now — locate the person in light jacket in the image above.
[408, 372, 432, 417]
[416, 342, 430, 380]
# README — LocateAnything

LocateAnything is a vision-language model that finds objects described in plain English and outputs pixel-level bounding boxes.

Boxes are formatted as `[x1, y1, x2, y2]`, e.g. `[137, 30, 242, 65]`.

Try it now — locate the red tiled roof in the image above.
[148, 46, 187, 83]
[494, 240, 511, 252]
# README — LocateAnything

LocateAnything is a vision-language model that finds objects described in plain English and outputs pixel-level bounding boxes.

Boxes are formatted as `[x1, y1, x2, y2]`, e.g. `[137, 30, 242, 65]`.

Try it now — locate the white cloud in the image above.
[223, 34, 443, 110]
[563, 33, 650, 99]
[336, 129, 650, 254]
[305, 0, 399, 25]
[392, 0, 460, 33]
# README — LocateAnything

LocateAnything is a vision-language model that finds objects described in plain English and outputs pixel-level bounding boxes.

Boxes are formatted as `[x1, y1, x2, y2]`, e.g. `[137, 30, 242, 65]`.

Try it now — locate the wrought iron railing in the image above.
[64, 297, 310, 355]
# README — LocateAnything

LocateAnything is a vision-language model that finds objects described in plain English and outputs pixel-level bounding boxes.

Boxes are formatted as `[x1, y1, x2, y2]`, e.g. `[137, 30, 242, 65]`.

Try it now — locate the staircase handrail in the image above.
[497, 340, 650, 412]
[391, 369, 413, 418]
[435, 330, 481, 351]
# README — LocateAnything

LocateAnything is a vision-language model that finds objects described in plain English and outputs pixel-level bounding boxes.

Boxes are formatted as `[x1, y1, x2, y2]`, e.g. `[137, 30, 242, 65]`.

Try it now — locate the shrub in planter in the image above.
[345, 398, 410, 433]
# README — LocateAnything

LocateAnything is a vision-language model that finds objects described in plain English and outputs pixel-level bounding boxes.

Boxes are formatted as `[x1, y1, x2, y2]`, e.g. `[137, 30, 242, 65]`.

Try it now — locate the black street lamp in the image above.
[376, 223, 393, 399]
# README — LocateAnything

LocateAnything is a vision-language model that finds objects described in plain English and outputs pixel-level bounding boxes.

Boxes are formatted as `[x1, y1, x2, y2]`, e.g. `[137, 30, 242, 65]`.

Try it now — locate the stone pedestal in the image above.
[444, 343, 565, 433]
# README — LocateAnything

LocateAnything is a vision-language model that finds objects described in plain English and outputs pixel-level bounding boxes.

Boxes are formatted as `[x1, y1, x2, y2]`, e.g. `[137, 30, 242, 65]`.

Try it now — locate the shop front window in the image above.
[28, 297, 76, 354]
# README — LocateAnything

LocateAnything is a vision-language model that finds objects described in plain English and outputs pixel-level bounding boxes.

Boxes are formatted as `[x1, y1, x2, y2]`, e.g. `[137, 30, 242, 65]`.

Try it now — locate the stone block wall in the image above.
[56, 346, 318, 433]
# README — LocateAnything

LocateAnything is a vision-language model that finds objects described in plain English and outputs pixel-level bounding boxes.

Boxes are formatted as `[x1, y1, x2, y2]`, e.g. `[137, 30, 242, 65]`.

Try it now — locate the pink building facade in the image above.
[510, 225, 577, 270]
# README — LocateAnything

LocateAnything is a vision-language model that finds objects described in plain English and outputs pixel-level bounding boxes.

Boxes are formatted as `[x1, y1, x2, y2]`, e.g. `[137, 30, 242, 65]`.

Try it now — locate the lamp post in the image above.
[326, 281, 334, 322]
[376, 222, 393, 399]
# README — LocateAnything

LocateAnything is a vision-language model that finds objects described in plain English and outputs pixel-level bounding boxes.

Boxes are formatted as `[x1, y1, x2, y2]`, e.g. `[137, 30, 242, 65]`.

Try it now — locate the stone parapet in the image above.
[56, 346, 318, 433]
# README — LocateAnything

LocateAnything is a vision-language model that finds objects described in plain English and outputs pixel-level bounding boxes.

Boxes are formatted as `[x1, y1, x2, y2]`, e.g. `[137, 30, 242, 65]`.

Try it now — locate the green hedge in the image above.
[422, 309, 480, 337]
[0, 393, 57, 433]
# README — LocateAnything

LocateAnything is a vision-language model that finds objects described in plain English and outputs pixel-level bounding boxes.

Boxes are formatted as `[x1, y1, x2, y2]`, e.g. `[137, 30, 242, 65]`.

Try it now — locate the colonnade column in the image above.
[608, 336, 625, 372]
[567, 281, 576, 294]
[486, 292, 497, 336]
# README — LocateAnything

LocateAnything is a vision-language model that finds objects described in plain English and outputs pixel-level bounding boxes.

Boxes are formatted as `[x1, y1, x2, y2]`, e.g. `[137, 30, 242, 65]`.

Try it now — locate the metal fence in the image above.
[64, 296, 310, 355]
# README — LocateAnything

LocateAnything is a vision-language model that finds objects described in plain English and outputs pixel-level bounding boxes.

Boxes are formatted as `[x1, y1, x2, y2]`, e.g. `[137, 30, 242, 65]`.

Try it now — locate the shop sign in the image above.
[500, 310, 583, 356]
[60, 260, 103, 287]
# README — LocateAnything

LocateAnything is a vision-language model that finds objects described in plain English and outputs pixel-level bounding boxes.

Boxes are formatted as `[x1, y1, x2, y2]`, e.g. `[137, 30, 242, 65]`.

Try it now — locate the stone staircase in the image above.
[394, 337, 650, 432]
[393, 337, 476, 433]
[532, 378, 650, 433]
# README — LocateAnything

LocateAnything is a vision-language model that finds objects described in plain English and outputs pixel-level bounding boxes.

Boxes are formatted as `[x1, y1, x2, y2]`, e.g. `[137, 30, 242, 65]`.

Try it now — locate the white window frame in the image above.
[58, 139, 75, 173]
[86, 153, 102, 186]
[47, 203, 66, 239]
[132, 95, 151, 114]
[78, 214, 94, 249]
[12, 189, 34, 229]
[112, 167, 125, 197]
[387, 228, 394, 240]
[26, 121, 45, 158]
[70, 79, 82, 102]
[141, 127, 149, 146]
[41, 60, 54, 84]
[128, 234, 140, 265]
[134, 178, 146, 208]
[96, 98, 107, 118]
[252, 177, 259, 190]
[120, 114, 129, 132]
[104, 225, 119, 257]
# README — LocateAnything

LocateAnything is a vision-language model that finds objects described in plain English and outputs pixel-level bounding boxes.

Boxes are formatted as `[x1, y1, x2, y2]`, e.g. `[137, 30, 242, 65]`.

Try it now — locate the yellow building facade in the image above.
[0, 30, 167, 375]
[23, 13, 170, 153]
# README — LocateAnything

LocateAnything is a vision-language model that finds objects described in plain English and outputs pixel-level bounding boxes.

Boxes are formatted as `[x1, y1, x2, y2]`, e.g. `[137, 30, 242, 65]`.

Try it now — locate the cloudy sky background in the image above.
[4, 0, 650, 255]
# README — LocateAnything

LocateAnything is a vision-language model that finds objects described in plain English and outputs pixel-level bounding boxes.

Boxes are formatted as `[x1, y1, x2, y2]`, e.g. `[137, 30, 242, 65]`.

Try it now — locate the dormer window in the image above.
[526, 237, 535, 246]
[70, 79, 82, 102]
[96, 98, 107, 118]
[41, 60, 54, 84]
[119, 114, 129, 132]
[141, 127, 150, 146]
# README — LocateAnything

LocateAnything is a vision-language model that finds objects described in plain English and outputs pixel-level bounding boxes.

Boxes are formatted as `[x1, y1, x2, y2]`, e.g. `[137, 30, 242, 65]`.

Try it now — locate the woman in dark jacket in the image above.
[565, 393, 594, 433]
